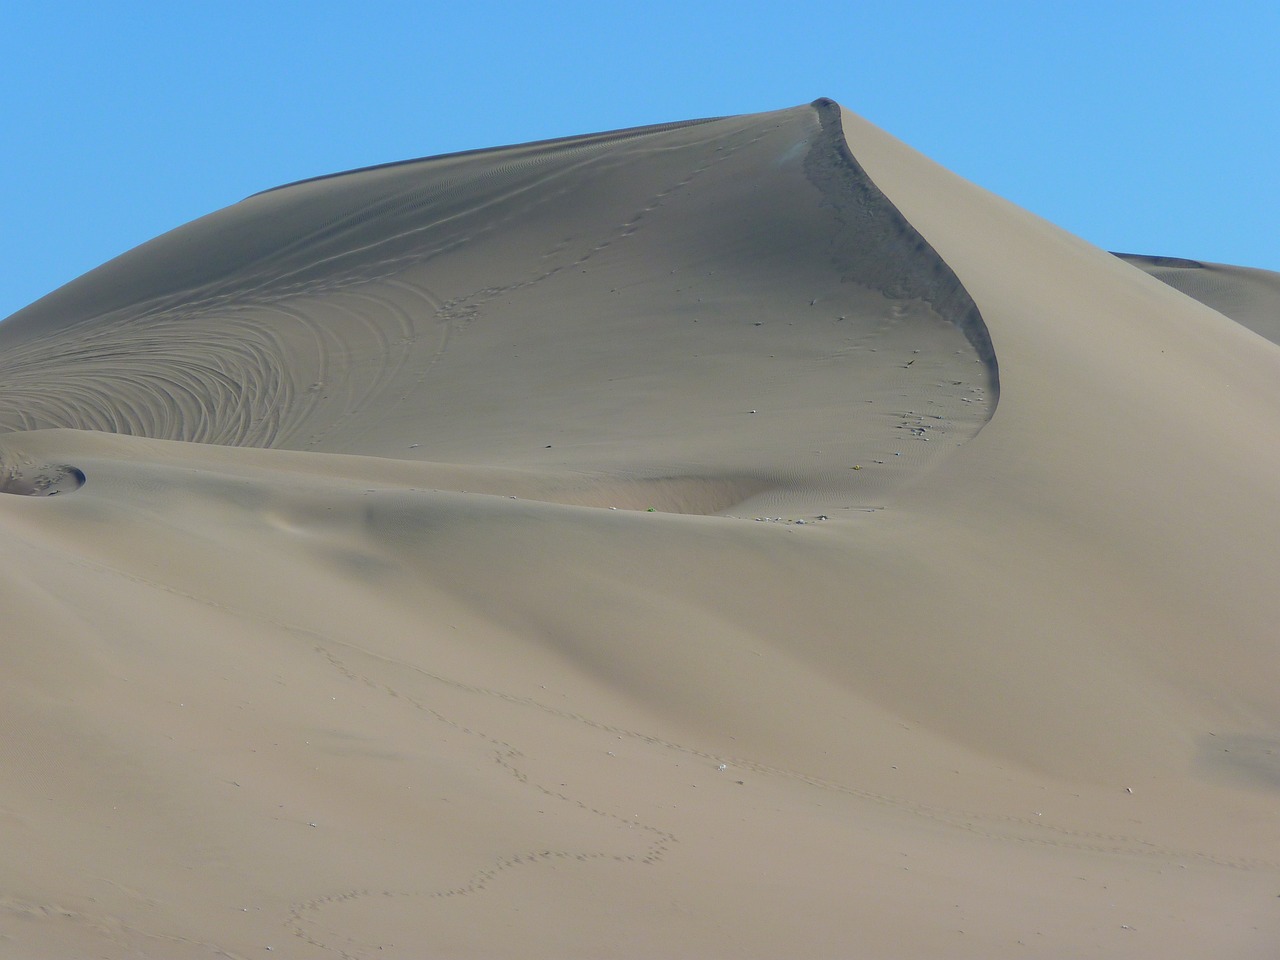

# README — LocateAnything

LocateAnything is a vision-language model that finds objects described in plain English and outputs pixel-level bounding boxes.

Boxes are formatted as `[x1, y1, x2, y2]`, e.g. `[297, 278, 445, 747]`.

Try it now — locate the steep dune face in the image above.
[844, 106, 1280, 739]
[1, 102, 1278, 958]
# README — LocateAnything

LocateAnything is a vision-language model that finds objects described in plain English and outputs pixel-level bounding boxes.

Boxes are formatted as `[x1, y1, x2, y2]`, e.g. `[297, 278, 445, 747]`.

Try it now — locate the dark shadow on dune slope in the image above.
[806, 98, 998, 398]
[1196, 732, 1280, 793]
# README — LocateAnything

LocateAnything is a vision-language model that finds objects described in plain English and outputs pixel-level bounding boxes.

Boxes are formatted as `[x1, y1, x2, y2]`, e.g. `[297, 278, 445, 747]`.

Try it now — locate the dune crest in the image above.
[1, 101, 1277, 957]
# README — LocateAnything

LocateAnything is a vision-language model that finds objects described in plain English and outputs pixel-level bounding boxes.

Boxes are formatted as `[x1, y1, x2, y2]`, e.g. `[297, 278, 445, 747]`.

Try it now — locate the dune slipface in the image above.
[1, 100, 1277, 958]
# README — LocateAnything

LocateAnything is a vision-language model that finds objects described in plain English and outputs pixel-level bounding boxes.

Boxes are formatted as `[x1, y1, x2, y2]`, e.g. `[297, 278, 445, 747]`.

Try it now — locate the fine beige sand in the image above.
[2, 99, 1278, 958]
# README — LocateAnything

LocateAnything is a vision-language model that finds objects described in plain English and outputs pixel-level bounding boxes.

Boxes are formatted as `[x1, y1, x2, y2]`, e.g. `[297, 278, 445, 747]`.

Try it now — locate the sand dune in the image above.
[1117, 252, 1280, 345]
[1, 99, 1277, 957]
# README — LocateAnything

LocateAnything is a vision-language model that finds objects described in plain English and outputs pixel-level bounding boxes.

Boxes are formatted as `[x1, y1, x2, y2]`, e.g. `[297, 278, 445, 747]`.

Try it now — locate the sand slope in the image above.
[1118, 252, 1280, 346]
[1, 100, 1277, 958]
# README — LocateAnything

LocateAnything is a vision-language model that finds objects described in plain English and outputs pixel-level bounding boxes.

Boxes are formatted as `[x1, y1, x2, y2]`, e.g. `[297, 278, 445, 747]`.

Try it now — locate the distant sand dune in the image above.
[1117, 251, 1280, 345]
[1, 101, 1277, 957]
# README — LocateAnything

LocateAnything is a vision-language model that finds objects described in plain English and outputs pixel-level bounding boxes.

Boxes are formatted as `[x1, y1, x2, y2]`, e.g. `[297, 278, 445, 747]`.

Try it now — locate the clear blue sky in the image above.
[4, 1, 1277, 321]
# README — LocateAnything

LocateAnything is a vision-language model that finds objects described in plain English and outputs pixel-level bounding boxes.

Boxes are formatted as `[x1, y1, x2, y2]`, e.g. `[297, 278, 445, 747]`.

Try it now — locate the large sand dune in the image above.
[1, 99, 1277, 957]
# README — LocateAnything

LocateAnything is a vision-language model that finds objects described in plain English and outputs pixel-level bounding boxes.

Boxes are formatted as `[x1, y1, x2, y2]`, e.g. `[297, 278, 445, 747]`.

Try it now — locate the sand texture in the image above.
[1, 99, 1278, 958]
